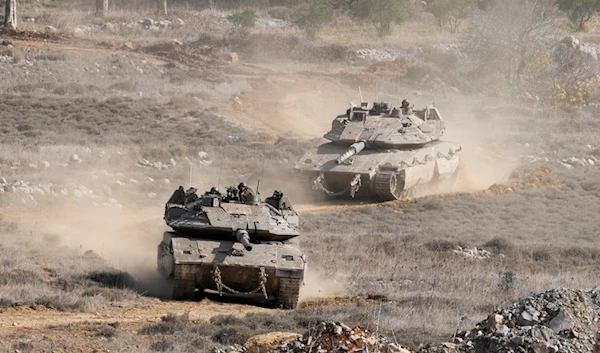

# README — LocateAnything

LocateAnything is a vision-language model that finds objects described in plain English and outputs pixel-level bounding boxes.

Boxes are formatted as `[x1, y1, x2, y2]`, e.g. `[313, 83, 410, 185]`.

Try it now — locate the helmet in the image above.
[238, 182, 246, 189]
[210, 187, 219, 194]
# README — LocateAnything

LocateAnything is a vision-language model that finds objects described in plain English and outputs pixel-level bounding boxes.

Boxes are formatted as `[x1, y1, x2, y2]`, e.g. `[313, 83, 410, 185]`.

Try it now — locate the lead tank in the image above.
[294, 101, 462, 200]
[157, 186, 306, 309]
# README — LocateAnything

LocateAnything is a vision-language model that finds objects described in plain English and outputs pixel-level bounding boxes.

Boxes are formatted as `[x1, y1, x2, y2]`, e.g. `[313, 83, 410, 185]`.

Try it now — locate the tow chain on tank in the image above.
[213, 265, 269, 299]
[313, 173, 362, 198]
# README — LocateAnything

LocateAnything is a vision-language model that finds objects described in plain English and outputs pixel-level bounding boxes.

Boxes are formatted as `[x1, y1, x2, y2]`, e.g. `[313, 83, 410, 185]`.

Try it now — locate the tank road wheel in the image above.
[373, 172, 406, 201]
[276, 277, 302, 309]
[172, 264, 196, 300]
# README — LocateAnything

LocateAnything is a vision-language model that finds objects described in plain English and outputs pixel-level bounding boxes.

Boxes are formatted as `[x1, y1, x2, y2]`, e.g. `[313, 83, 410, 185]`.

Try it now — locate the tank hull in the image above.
[157, 232, 305, 309]
[295, 141, 461, 200]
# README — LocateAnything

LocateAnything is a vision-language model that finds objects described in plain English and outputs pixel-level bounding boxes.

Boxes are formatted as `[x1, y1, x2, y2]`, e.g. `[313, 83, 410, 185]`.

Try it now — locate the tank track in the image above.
[373, 172, 404, 201]
[276, 277, 302, 309]
[172, 264, 196, 300]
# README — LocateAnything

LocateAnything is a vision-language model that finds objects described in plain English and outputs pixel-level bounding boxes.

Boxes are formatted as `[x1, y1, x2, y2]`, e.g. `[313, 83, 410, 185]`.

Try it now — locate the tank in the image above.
[294, 101, 462, 200]
[157, 186, 306, 309]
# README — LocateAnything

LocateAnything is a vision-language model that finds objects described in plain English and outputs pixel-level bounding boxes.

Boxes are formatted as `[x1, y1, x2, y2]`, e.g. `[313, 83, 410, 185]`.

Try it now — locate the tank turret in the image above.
[295, 100, 462, 201]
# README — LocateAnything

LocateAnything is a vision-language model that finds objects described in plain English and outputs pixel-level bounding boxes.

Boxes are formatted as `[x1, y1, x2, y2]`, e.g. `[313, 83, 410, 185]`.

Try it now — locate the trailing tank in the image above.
[158, 186, 306, 309]
[294, 101, 462, 200]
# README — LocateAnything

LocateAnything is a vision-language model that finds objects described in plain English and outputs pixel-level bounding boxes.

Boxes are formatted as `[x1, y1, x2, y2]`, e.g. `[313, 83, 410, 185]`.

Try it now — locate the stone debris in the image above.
[280, 321, 410, 353]
[453, 246, 491, 260]
[420, 288, 600, 353]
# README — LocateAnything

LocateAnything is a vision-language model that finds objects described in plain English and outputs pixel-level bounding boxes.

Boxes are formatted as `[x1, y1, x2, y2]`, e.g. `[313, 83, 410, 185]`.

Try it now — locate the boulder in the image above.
[244, 332, 301, 353]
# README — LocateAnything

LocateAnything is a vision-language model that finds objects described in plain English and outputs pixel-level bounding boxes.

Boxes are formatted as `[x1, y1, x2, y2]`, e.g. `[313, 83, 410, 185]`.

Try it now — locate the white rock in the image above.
[148, 192, 157, 199]
[147, 177, 154, 182]
[28, 163, 37, 169]
[44, 25, 58, 33]
[129, 179, 138, 184]
[40, 161, 50, 169]
[589, 159, 595, 166]
[73, 189, 84, 198]
[163, 178, 170, 184]
[70, 154, 82, 163]
[116, 180, 125, 186]
[198, 151, 209, 160]
[170, 158, 177, 166]
[561, 163, 574, 169]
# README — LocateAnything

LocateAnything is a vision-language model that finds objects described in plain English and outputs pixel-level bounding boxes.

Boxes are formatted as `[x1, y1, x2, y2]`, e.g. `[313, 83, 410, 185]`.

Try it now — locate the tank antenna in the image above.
[189, 164, 193, 188]
[217, 144, 226, 192]
[257, 146, 266, 197]
[375, 82, 378, 101]
[358, 86, 363, 103]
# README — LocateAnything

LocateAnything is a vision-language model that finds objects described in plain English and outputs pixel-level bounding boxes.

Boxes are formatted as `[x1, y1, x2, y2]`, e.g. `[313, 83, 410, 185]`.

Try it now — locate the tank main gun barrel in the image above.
[335, 141, 365, 164]
[235, 229, 253, 251]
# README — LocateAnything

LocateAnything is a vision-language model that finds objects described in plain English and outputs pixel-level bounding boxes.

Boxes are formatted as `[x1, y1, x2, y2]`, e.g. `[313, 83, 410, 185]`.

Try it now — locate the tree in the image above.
[466, 0, 557, 82]
[426, 0, 476, 33]
[96, 0, 108, 17]
[157, 0, 167, 15]
[350, 0, 410, 37]
[556, 0, 600, 31]
[4, 0, 16, 30]
[291, 0, 334, 39]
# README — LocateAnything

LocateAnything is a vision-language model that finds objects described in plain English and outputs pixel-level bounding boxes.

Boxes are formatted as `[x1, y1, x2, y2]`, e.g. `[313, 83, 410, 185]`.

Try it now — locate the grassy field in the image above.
[1, 2, 600, 352]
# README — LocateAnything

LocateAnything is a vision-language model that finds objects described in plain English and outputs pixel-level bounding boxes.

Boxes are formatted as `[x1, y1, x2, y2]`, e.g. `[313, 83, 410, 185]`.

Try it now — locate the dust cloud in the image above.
[299, 269, 346, 301]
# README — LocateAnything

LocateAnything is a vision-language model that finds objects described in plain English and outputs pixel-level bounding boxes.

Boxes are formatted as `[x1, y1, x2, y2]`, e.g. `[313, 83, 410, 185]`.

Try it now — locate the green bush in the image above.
[291, 0, 334, 39]
[350, 0, 410, 37]
[227, 8, 257, 30]
[556, 0, 600, 31]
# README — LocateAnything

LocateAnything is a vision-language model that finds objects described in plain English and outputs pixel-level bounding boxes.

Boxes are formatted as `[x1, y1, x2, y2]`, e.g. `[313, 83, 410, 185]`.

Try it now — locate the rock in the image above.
[70, 154, 82, 163]
[198, 151, 209, 160]
[142, 18, 154, 27]
[147, 192, 157, 199]
[244, 332, 301, 353]
[517, 310, 538, 326]
[170, 158, 177, 166]
[220, 52, 238, 64]
[163, 179, 170, 184]
[40, 161, 50, 169]
[176, 18, 185, 25]
[44, 25, 58, 33]
[548, 309, 573, 333]
[73, 27, 86, 36]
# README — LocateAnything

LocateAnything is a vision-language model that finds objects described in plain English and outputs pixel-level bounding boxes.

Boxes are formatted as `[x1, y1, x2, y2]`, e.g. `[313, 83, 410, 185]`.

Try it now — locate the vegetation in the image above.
[556, 0, 600, 31]
[227, 8, 257, 32]
[349, 0, 411, 37]
[425, 0, 476, 33]
[291, 0, 334, 39]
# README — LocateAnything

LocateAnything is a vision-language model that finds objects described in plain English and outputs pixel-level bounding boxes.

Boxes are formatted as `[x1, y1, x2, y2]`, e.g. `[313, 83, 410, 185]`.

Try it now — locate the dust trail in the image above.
[299, 269, 346, 302]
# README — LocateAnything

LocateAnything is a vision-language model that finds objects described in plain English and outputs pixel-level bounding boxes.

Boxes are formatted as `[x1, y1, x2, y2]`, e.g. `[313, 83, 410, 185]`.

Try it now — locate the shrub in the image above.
[556, 0, 600, 31]
[291, 0, 334, 39]
[227, 8, 257, 31]
[425, 0, 476, 33]
[350, 0, 410, 37]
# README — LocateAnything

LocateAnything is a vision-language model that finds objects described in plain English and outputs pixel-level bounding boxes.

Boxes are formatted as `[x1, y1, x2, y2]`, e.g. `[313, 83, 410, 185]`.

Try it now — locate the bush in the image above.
[268, 6, 292, 20]
[291, 0, 334, 39]
[227, 8, 257, 31]
[425, 0, 476, 33]
[350, 0, 410, 37]
[556, 0, 600, 31]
